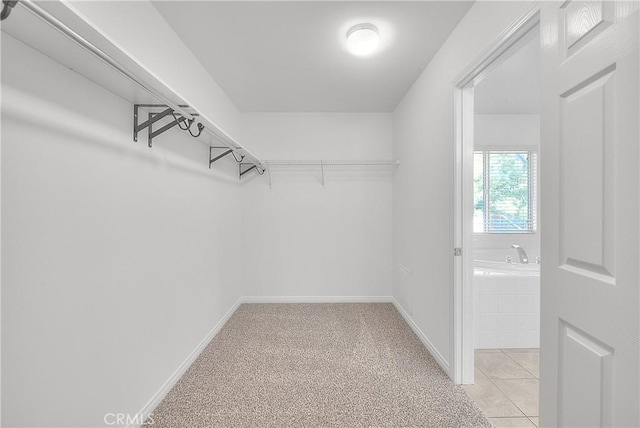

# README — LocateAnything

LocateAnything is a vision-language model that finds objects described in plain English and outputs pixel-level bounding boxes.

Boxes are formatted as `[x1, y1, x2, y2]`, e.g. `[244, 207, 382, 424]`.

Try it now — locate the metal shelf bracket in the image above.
[239, 162, 266, 179]
[239, 163, 257, 178]
[209, 147, 234, 168]
[133, 104, 199, 147]
[1, 0, 19, 21]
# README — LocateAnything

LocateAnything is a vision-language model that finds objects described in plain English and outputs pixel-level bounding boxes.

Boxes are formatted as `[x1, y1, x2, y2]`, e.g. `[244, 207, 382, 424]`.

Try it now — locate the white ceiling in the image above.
[154, 1, 473, 113]
[474, 31, 540, 115]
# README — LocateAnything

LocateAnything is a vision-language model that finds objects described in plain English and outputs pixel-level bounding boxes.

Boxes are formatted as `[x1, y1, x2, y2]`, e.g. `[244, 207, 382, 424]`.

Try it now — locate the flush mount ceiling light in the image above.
[346, 23, 379, 56]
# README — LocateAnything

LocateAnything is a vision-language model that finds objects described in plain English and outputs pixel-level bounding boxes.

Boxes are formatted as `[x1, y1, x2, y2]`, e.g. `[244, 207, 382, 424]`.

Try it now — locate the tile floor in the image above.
[462, 349, 539, 427]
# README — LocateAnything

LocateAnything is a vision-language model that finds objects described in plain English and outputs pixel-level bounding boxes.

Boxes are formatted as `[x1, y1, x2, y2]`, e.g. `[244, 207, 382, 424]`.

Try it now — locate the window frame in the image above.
[473, 148, 538, 235]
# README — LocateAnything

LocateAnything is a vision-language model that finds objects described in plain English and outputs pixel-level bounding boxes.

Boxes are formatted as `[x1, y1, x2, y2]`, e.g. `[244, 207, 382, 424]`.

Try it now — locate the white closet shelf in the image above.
[261, 160, 399, 188]
[264, 160, 400, 166]
[2, 0, 265, 176]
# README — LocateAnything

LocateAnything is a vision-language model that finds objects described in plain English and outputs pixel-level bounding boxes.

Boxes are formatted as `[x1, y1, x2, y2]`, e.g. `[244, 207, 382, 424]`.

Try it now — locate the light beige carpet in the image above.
[145, 303, 490, 427]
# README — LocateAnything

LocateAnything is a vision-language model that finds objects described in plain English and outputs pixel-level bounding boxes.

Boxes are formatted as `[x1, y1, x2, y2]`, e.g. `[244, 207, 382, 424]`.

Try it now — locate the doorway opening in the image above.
[453, 5, 540, 427]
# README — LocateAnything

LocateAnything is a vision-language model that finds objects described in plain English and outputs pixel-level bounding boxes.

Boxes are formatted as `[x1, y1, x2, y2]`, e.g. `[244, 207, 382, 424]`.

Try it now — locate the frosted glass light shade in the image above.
[346, 24, 379, 56]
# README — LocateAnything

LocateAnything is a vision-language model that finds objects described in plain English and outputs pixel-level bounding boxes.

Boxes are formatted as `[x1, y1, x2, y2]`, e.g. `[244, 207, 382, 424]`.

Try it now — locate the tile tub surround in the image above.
[474, 250, 540, 349]
[145, 303, 491, 428]
[463, 349, 539, 427]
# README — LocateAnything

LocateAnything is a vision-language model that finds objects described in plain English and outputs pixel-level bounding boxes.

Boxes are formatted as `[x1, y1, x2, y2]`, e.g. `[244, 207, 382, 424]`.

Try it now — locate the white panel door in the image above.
[540, 1, 639, 427]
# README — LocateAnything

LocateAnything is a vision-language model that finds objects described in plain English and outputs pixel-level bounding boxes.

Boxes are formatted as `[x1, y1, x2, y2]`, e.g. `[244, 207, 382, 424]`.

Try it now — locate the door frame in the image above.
[451, 4, 540, 385]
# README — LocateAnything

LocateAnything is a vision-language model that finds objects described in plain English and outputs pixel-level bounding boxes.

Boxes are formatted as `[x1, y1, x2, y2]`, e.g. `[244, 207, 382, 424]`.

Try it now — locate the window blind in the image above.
[473, 150, 537, 233]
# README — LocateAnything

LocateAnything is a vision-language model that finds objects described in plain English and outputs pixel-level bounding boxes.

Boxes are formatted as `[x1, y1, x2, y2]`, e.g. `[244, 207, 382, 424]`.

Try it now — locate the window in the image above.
[473, 150, 537, 233]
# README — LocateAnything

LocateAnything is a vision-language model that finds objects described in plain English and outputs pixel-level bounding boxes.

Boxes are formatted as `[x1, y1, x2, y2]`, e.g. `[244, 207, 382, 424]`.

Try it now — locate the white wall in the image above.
[1, 35, 243, 428]
[239, 113, 393, 299]
[475, 114, 539, 147]
[392, 1, 536, 373]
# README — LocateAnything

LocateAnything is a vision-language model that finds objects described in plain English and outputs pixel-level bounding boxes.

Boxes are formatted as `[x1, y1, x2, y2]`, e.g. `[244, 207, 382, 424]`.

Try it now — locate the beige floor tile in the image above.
[462, 379, 525, 418]
[475, 351, 535, 379]
[493, 379, 539, 417]
[475, 368, 490, 381]
[505, 351, 539, 378]
[529, 417, 539, 427]
[489, 417, 536, 427]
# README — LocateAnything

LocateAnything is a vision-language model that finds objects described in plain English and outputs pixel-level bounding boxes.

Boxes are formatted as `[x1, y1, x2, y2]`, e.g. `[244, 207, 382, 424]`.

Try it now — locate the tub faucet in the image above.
[511, 244, 529, 264]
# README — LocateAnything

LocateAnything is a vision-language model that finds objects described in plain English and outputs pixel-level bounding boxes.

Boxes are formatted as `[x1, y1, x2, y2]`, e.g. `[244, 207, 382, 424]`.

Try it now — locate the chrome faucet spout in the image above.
[511, 244, 529, 264]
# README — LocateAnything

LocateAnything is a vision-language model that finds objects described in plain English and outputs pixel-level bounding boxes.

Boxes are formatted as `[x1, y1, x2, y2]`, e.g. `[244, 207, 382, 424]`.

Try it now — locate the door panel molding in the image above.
[561, 0, 615, 58]
[559, 319, 614, 427]
[559, 64, 616, 283]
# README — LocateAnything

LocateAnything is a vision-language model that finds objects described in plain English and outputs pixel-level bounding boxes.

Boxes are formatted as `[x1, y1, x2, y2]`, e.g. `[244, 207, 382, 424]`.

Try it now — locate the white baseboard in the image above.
[391, 298, 451, 377]
[241, 295, 394, 304]
[130, 297, 243, 428]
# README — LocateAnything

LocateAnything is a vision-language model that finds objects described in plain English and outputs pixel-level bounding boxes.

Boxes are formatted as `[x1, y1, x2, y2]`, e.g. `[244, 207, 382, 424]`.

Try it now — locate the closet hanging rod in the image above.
[18, 0, 194, 123]
[18, 0, 265, 170]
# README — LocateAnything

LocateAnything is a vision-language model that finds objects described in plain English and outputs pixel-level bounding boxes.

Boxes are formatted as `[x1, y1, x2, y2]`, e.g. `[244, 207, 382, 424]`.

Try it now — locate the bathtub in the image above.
[473, 249, 540, 349]
[474, 259, 540, 276]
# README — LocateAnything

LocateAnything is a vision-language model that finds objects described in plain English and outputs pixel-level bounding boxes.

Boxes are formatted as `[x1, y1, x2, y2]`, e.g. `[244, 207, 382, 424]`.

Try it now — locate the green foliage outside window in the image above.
[474, 150, 536, 233]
